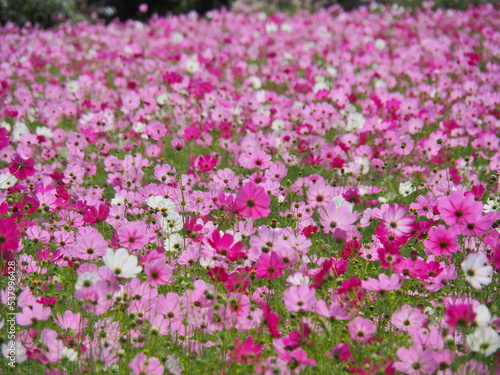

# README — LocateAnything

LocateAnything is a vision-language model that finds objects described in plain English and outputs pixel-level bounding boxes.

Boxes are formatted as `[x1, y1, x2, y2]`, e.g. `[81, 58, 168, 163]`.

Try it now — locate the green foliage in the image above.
[0, 0, 77, 28]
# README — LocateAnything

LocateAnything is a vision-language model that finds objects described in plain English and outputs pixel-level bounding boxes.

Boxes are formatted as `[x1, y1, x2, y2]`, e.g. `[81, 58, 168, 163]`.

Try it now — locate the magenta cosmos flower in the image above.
[9, 154, 35, 180]
[255, 252, 285, 280]
[423, 225, 460, 257]
[236, 182, 271, 219]
[0, 218, 20, 254]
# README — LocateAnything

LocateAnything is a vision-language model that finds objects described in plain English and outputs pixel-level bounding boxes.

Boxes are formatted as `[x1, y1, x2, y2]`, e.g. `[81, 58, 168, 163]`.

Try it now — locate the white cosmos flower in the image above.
[75, 272, 99, 291]
[0, 173, 17, 189]
[111, 196, 126, 206]
[165, 355, 183, 375]
[286, 272, 310, 286]
[147, 196, 176, 215]
[160, 212, 183, 234]
[103, 248, 142, 279]
[62, 347, 78, 361]
[2, 341, 27, 363]
[399, 181, 416, 197]
[157, 199, 176, 216]
[332, 196, 354, 214]
[473, 304, 492, 327]
[467, 327, 500, 356]
[483, 197, 499, 213]
[164, 233, 184, 252]
[461, 253, 493, 290]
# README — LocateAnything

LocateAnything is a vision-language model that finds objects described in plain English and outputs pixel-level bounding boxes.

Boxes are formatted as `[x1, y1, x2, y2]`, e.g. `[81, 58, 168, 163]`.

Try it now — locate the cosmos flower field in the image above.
[1, 2, 500, 374]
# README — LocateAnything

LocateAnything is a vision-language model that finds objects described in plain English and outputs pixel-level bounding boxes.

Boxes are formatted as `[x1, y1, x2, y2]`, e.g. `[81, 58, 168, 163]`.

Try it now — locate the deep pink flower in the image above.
[232, 337, 262, 364]
[0, 127, 10, 151]
[207, 265, 229, 283]
[225, 270, 251, 292]
[328, 343, 351, 362]
[83, 204, 110, 225]
[260, 302, 280, 338]
[236, 183, 271, 219]
[9, 154, 35, 180]
[342, 187, 361, 204]
[423, 225, 459, 257]
[207, 231, 246, 261]
[0, 218, 20, 254]
[255, 252, 285, 280]
[197, 154, 218, 173]
[445, 303, 476, 328]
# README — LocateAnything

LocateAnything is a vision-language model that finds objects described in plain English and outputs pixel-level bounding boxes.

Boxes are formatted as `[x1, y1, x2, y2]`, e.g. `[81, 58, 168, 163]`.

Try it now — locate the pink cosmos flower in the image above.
[40, 329, 64, 363]
[278, 347, 316, 371]
[423, 225, 459, 257]
[248, 150, 272, 169]
[283, 285, 317, 312]
[17, 303, 51, 325]
[391, 305, 427, 332]
[236, 183, 271, 219]
[409, 194, 437, 219]
[306, 181, 336, 208]
[437, 191, 483, 226]
[381, 204, 415, 237]
[319, 202, 357, 234]
[347, 317, 376, 343]
[116, 221, 149, 252]
[394, 345, 436, 375]
[255, 252, 285, 280]
[361, 273, 402, 292]
[144, 259, 174, 286]
[314, 297, 351, 320]
[54, 310, 87, 333]
[73, 230, 108, 260]
[129, 353, 164, 375]
[171, 138, 185, 151]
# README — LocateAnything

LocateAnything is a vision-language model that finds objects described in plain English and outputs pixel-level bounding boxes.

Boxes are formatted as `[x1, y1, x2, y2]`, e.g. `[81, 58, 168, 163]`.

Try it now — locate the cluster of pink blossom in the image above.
[0, 2, 500, 374]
